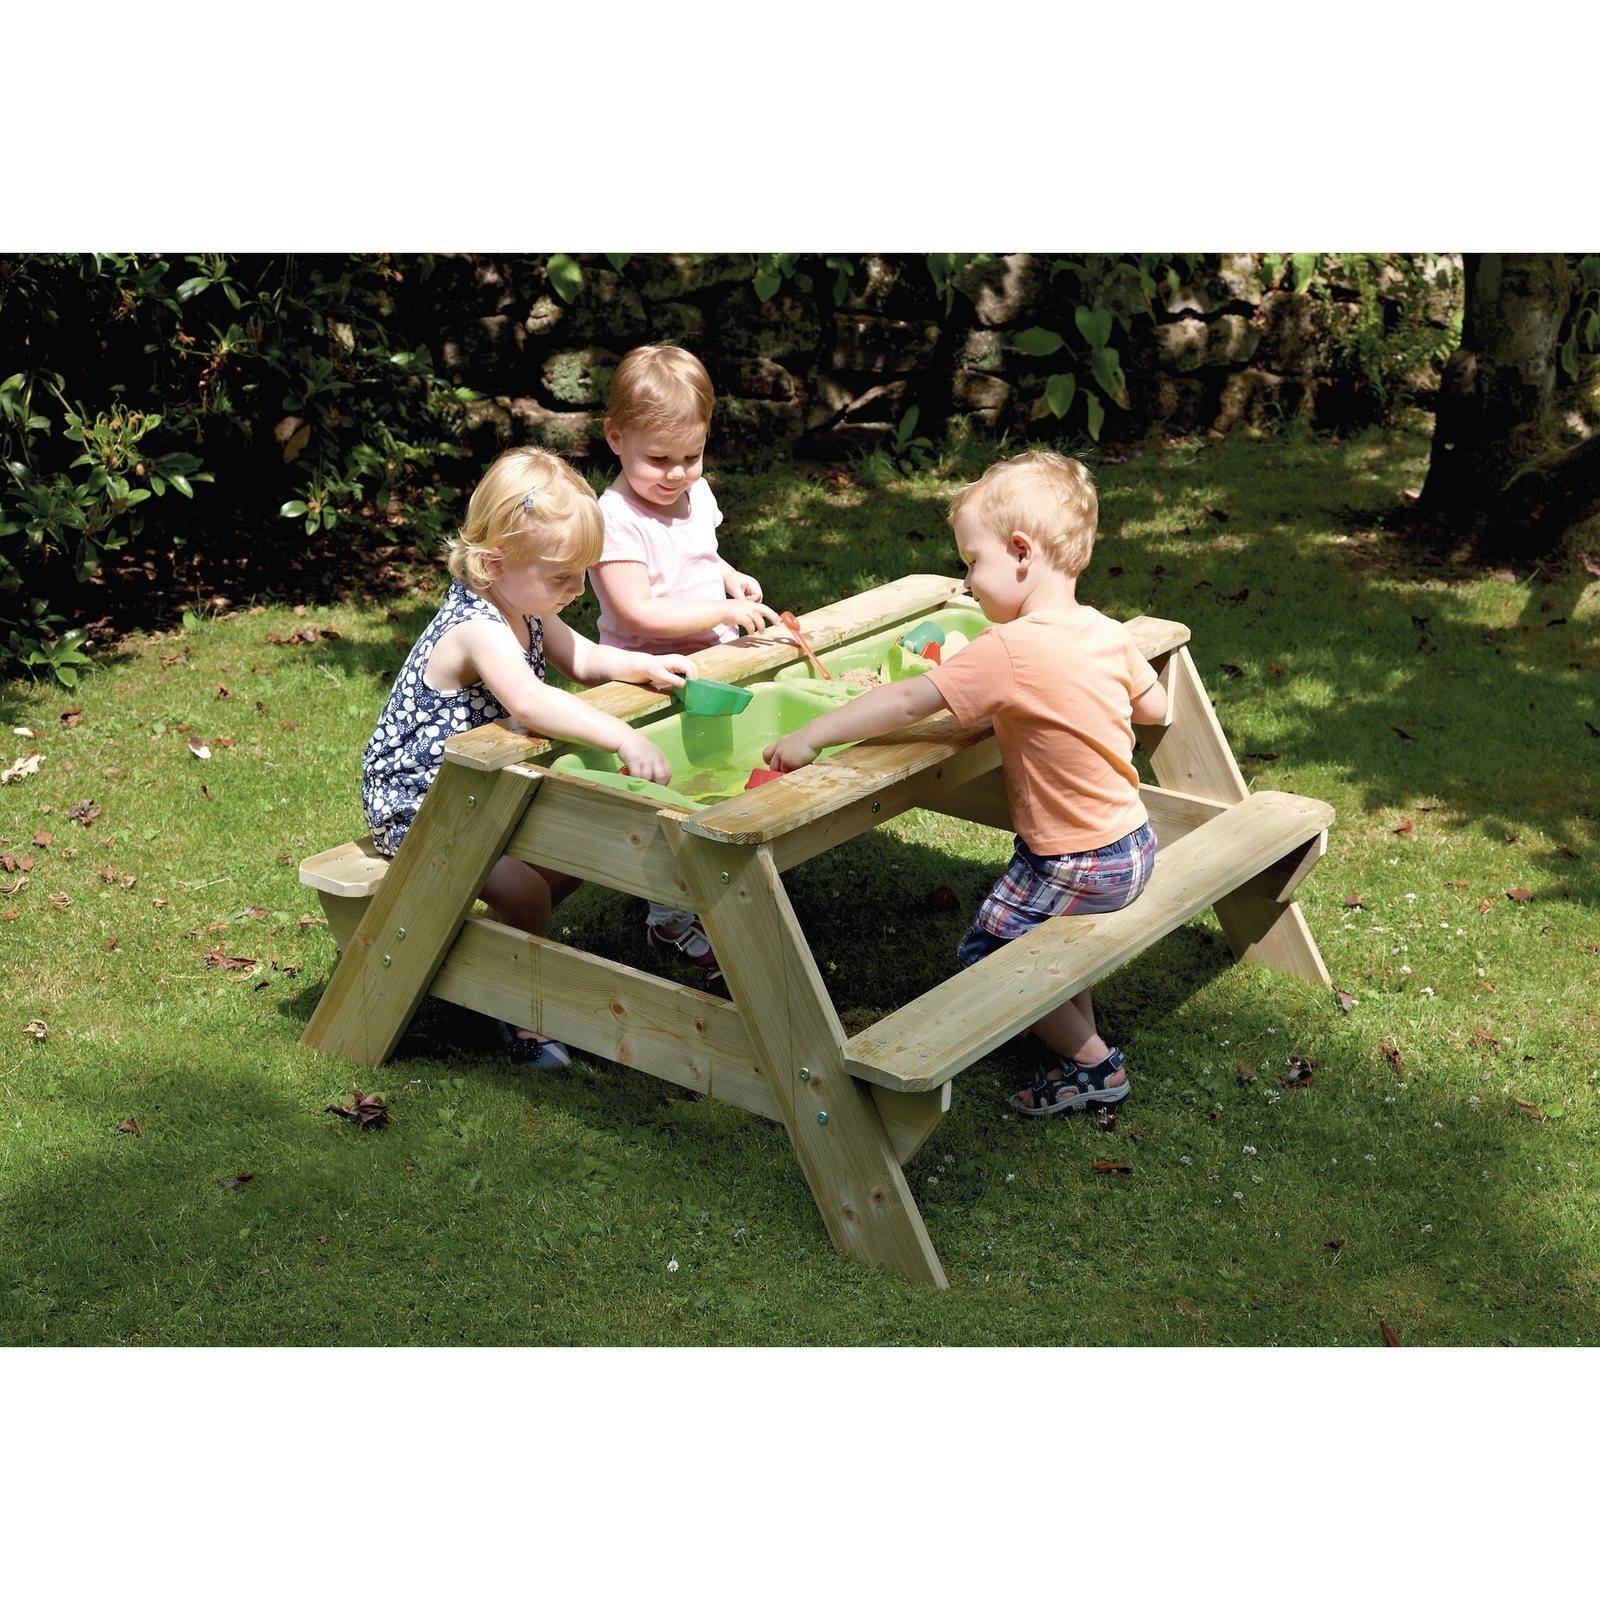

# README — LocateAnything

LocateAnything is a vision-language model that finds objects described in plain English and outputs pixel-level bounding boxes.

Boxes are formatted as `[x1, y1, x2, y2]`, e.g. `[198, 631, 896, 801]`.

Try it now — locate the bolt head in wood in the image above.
[381, 954, 391, 966]
[816, 1111, 828, 1124]
[719, 871, 730, 883]
[466, 795, 477, 808]
[799, 1067, 810, 1080]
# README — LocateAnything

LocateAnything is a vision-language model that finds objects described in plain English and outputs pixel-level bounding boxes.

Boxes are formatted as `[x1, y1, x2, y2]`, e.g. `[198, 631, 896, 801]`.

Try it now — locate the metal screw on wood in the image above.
[466, 795, 477, 808]
[798, 1067, 810, 1080]
[396, 928, 406, 939]
[816, 1111, 828, 1124]
[719, 871, 730, 883]
[381, 954, 391, 966]
[871, 801, 880, 813]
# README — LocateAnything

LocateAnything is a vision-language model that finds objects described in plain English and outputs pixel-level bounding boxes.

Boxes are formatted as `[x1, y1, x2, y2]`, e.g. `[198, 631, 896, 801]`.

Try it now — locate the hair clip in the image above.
[522, 491, 537, 511]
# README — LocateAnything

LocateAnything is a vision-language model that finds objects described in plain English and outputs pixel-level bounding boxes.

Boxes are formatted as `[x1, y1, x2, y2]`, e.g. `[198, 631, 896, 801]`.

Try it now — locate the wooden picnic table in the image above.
[300, 575, 1334, 1288]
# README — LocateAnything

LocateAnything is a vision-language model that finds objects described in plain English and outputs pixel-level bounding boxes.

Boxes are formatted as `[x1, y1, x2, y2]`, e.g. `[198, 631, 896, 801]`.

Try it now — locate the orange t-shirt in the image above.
[928, 607, 1157, 855]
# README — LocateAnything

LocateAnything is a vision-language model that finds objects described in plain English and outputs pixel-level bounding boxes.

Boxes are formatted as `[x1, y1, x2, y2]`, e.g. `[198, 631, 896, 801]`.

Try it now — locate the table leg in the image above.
[301, 761, 542, 1067]
[664, 821, 949, 1289]
[1140, 646, 1331, 986]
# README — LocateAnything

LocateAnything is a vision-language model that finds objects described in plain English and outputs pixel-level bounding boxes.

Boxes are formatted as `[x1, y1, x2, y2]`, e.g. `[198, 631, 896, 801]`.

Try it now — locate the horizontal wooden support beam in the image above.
[432, 915, 779, 1120]
[500, 767, 697, 909]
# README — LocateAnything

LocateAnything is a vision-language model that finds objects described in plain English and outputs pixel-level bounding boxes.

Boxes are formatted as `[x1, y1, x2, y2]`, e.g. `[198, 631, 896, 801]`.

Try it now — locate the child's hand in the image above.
[635, 653, 698, 692]
[721, 597, 781, 635]
[763, 731, 820, 773]
[617, 730, 672, 787]
[728, 570, 765, 603]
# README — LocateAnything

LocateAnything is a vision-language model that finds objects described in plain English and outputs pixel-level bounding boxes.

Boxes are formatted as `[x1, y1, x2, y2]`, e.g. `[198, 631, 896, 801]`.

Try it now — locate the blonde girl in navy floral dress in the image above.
[363, 446, 698, 1066]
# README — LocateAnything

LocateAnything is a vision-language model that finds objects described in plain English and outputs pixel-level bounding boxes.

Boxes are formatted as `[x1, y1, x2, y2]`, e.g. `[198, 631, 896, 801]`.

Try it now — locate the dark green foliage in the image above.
[0, 253, 468, 682]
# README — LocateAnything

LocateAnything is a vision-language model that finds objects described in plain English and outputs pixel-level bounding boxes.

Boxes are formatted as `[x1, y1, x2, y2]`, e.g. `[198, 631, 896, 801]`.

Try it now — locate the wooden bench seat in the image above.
[300, 838, 390, 949]
[844, 788, 1334, 1093]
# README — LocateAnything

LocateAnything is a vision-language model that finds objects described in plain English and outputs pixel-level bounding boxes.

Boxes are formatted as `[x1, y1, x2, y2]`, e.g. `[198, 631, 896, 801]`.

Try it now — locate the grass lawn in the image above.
[2, 420, 1597, 1348]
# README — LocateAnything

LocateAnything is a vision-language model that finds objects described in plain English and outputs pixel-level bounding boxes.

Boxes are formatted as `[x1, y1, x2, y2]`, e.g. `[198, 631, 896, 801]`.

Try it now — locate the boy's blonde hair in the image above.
[444, 446, 605, 592]
[947, 449, 1099, 575]
[605, 344, 715, 438]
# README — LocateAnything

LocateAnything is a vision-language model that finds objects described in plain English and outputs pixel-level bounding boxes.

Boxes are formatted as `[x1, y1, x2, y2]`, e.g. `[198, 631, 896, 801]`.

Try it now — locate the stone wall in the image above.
[395, 252, 1462, 469]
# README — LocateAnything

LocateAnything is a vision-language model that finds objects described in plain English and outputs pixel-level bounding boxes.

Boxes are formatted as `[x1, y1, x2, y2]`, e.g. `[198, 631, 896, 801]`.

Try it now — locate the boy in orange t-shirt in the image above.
[765, 450, 1169, 1116]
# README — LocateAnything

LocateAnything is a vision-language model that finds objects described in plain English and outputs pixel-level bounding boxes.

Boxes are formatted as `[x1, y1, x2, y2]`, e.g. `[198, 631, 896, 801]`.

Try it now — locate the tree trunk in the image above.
[1416, 253, 1600, 561]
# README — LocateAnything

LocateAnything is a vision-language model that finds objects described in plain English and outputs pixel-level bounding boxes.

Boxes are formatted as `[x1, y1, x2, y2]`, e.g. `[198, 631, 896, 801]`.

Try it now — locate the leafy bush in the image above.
[1312, 254, 1462, 424]
[1, 254, 468, 683]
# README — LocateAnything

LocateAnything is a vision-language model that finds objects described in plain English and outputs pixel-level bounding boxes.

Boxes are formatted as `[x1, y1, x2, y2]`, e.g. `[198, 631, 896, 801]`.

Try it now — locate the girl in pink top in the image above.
[766, 451, 1169, 1117]
[590, 345, 779, 971]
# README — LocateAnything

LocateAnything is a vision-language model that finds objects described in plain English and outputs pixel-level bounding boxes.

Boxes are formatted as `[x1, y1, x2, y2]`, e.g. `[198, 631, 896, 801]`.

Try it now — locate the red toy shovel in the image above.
[779, 611, 832, 680]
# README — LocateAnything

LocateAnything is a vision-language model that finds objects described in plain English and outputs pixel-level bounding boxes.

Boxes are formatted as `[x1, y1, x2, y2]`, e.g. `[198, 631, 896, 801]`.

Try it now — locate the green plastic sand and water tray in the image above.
[550, 606, 989, 808]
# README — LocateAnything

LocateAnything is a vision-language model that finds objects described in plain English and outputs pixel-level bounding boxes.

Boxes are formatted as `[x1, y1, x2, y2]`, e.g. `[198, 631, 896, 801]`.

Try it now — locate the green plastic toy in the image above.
[671, 678, 753, 717]
[899, 619, 946, 653]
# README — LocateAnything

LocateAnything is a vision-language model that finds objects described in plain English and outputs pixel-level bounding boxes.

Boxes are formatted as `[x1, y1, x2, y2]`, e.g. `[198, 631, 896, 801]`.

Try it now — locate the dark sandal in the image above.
[1010, 1047, 1129, 1117]
[495, 1019, 571, 1070]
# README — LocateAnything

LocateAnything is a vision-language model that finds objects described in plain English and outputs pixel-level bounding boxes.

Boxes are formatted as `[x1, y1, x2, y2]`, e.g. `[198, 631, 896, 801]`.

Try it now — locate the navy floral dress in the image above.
[362, 580, 545, 856]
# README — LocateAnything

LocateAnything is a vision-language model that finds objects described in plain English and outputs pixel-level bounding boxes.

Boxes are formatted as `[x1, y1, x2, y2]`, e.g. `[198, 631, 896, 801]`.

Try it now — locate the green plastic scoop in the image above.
[671, 678, 753, 717]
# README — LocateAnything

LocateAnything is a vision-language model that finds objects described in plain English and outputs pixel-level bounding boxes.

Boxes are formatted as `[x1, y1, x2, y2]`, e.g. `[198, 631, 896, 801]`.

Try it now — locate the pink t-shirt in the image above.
[928, 606, 1158, 855]
[591, 477, 736, 655]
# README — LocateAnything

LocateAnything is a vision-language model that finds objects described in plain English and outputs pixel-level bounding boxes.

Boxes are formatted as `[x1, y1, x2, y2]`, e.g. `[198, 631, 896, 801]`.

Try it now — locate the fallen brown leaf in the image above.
[1236, 1060, 1256, 1084]
[1512, 1097, 1546, 1120]
[1379, 1043, 1403, 1075]
[118, 1119, 139, 1136]
[1335, 989, 1357, 1014]
[67, 798, 101, 825]
[23, 1019, 48, 1040]
[1325, 1238, 1345, 1250]
[326, 1092, 391, 1128]
[1478, 897, 1492, 915]
[221, 1172, 255, 1188]
[200, 784, 211, 800]
[0, 751, 45, 785]
[1506, 887, 1532, 903]
[1344, 893, 1364, 910]
[32, 831, 51, 848]
[1392, 819, 1414, 835]
[1471, 1028, 1499, 1050]
[1092, 1160, 1133, 1173]
[188, 737, 211, 760]
[104, 935, 119, 951]
[203, 943, 258, 973]
[48, 893, 71, 911]
[1380, 1321, 1402, 1347]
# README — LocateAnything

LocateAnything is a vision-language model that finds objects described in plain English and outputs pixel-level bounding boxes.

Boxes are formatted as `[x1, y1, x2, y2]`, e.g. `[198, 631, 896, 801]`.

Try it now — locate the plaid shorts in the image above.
[956, 821, 1157, 968]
